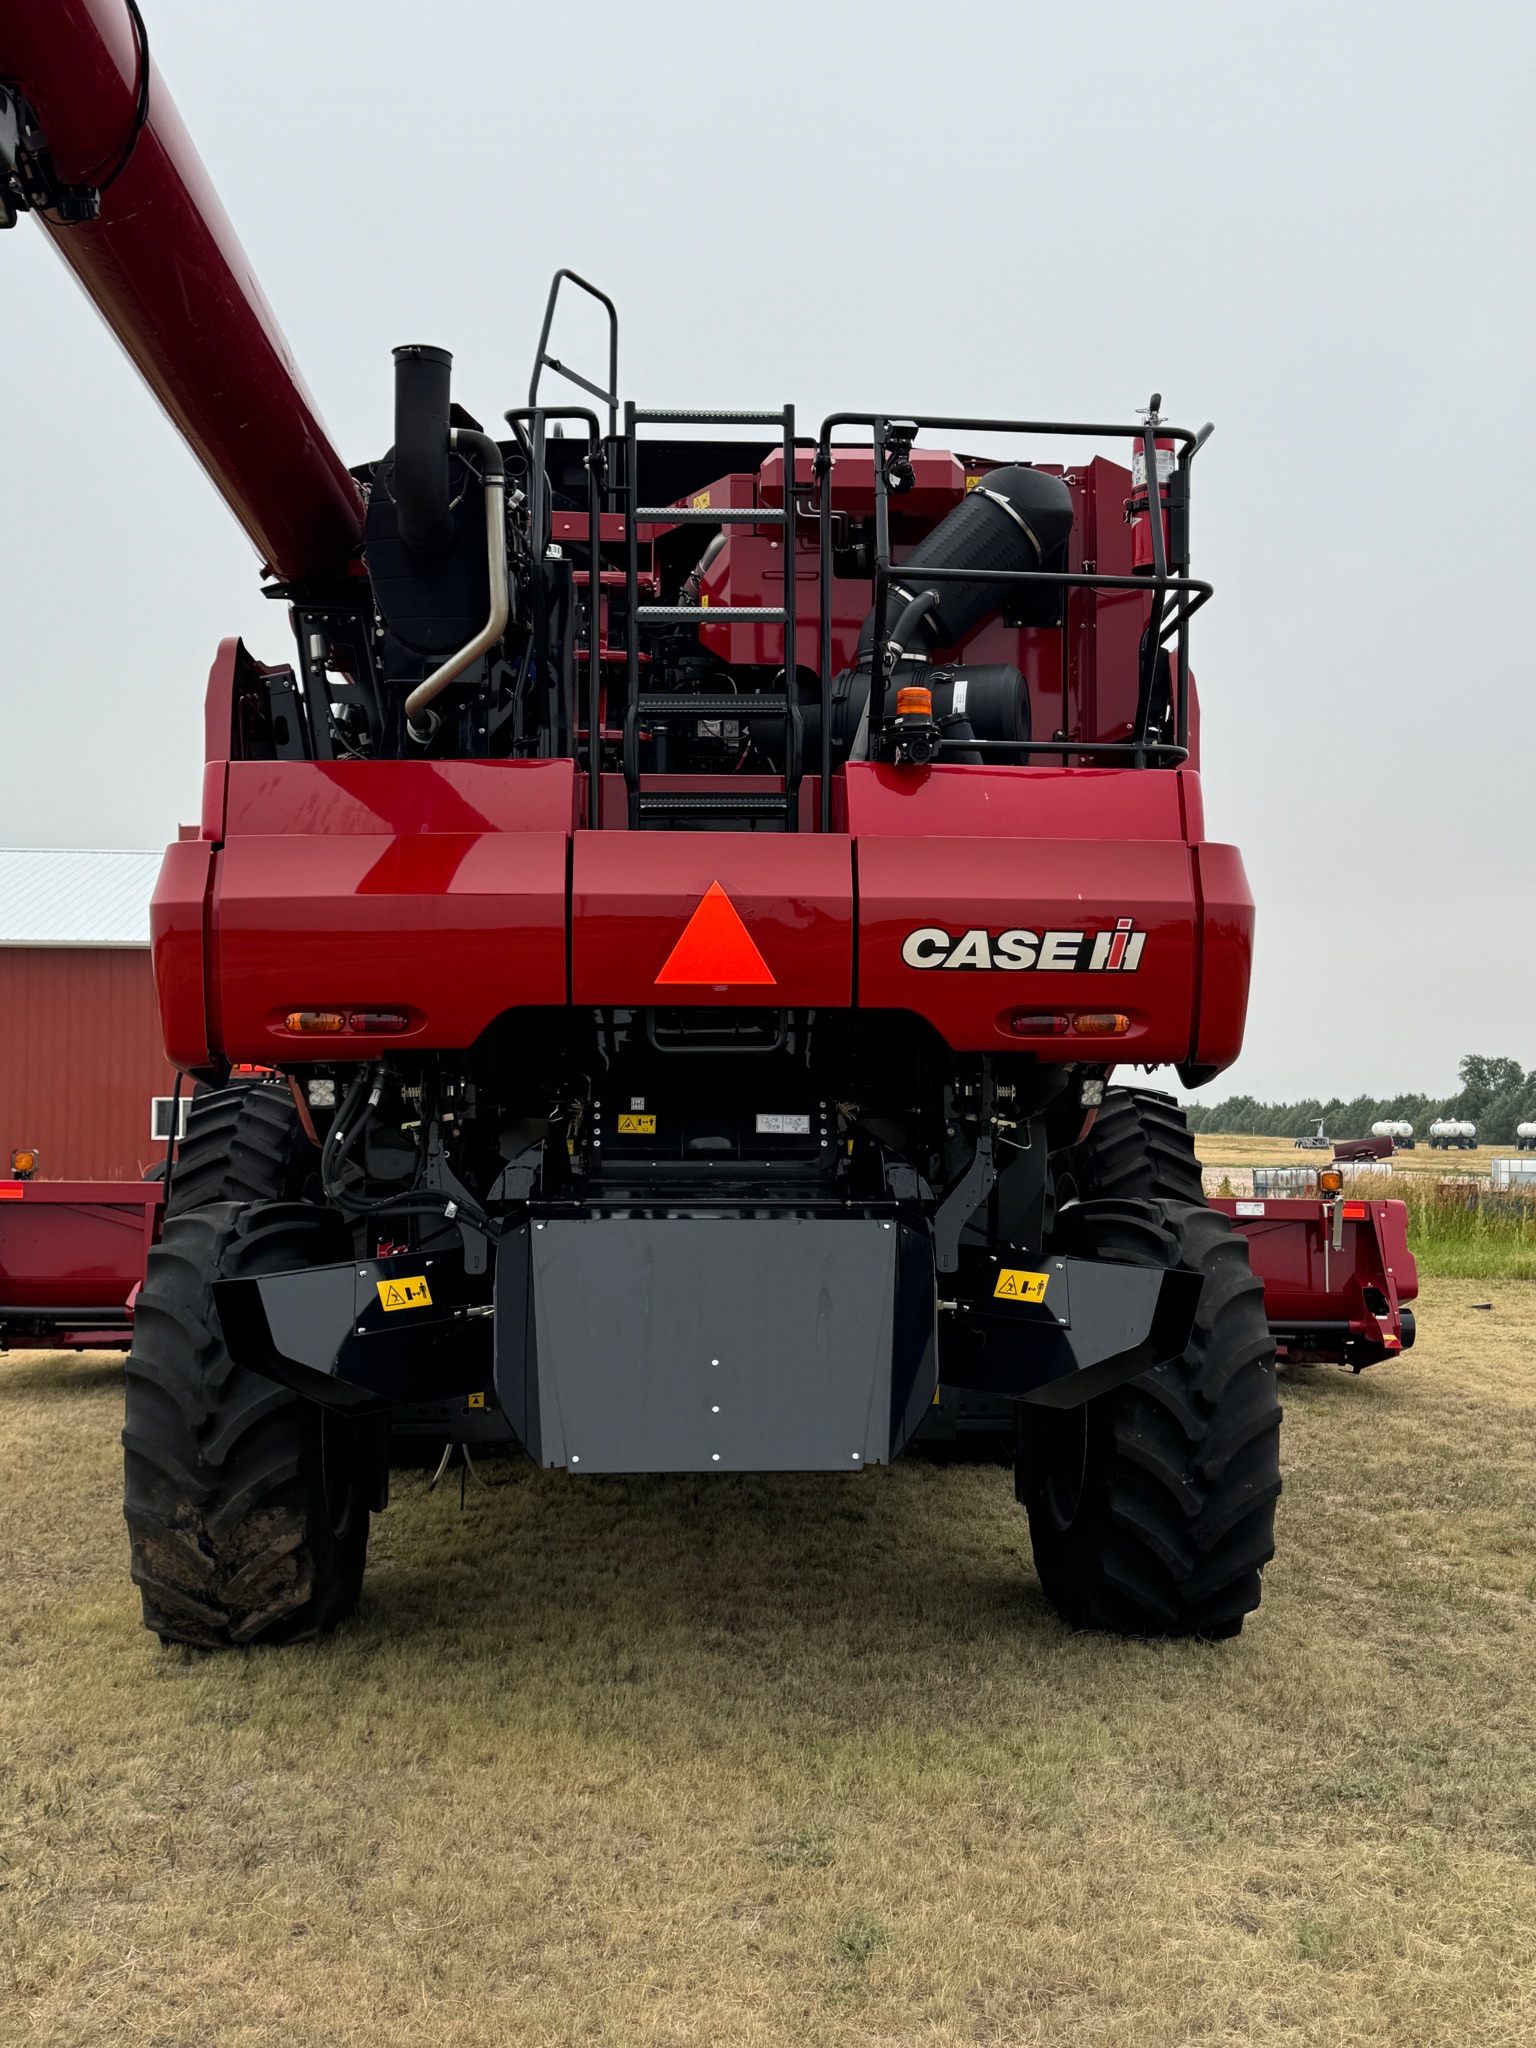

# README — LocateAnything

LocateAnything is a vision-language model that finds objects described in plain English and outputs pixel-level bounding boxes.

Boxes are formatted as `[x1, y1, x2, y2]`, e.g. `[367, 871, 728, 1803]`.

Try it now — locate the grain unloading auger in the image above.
[5, 0, 1284, 1647]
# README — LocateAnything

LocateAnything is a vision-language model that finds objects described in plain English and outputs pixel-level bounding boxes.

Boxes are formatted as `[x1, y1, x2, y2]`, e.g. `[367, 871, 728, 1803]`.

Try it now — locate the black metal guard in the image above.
[814, 411, 1214, 783]
[528, 270, 619, 437]
[503, 405, 602, 817]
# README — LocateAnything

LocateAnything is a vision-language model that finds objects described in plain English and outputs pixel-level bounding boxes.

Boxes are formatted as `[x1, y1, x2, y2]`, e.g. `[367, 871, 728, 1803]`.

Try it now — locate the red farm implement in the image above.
[1212, 1195, 1418, 1370]
[0, 1177, 162, 1351]
[4, 0, 1289, 1649]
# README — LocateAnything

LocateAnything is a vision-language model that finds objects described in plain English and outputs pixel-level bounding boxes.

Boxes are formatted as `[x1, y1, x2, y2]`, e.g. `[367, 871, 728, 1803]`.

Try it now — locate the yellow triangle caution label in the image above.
[376, 1275, 433, 1312]
[994, 1267, 1049, 1304]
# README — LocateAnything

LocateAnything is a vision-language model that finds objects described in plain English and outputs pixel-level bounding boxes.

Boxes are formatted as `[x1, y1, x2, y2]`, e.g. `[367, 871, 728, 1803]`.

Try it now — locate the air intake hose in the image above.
[391, 344, 455, 556]
[861, 464, 1074, 657]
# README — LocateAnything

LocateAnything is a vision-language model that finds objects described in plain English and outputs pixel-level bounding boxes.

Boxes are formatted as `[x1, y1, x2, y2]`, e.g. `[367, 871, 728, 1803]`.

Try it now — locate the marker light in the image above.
[1072, 1012, 1131, 1036]
[1318, 1168, 1343, 1195]
[9, 1148, 37, 1179]
[284, 1010, 346, 1033]
[895, 685, 933, 717]
[1006, 1012, 1071, 1036]
[349, 1012, 410, 1034]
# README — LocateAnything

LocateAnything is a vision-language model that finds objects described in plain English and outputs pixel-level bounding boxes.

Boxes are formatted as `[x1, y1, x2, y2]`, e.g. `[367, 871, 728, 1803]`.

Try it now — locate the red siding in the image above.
[0, 948, 176, 1180]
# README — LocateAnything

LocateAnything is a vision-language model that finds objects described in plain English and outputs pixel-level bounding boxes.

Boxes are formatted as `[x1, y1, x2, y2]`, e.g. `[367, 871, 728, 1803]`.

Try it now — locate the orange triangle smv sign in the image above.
[655, 881, 775, 986]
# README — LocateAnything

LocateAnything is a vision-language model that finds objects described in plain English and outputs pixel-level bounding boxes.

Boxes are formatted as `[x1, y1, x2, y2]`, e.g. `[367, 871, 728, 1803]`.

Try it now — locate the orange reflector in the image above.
[1007, 1012, 1071, 1036]
[1343, 1200, 1367, 1219]
[1318, 1169, 1342, 1195]
[895, 685, 933, 717]
[349, 1011, 410, 1033]
[284, 1010, 346, 1033]
[1072, 1012, 1130, 1036]
[655, 880, 775, 986]
[0, 1183, 24, 1200]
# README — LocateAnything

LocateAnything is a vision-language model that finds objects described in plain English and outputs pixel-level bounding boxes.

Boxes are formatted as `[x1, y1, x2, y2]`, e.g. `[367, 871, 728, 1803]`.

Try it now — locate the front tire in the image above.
[123, 1202, 379, 1648]
[1018, 1197, 1281, 1639]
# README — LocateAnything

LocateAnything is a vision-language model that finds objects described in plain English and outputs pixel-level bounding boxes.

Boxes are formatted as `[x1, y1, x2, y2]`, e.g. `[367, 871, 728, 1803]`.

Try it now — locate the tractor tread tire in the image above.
[1020, 1198, 1281, 1640]
[123, 1203, 372, 1649]
[168, 1078, 315, 1218]
[1060, 1087, 1206, 1207]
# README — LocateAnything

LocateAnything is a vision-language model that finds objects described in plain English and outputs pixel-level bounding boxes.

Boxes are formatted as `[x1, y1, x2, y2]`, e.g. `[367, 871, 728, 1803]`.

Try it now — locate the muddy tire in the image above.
[123, 1202, 379, 1648]
[167, 1077, 316, 1217]
[1056, 1086, 1205, 1207]
[1018, 1197, 1281, 1639]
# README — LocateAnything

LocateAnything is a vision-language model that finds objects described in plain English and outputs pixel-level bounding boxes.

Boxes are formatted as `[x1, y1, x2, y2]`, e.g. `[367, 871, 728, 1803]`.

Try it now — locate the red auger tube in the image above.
[1, 0, 363, 582]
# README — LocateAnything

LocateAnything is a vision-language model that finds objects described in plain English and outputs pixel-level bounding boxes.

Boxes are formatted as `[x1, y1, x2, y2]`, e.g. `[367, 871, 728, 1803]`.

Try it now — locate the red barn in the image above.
[0, 848, 177, 1181]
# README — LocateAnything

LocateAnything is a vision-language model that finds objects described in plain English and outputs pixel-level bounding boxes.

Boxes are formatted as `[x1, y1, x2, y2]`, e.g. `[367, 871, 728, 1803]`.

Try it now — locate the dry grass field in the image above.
[1194, 1133, 1509, 1184]
[4, 1282, 1536, 2046]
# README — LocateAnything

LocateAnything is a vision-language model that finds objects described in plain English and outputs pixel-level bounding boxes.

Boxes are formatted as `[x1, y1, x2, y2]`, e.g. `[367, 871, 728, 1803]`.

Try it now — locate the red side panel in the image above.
[572, 835, 853, 1006]
[0, 1180, 162, 1312]
[1190, 842, 1255, 1074]
[209, 762, 574, 1060]
[848, 764, 1197, 1058]
[150, 839, 214, 1069]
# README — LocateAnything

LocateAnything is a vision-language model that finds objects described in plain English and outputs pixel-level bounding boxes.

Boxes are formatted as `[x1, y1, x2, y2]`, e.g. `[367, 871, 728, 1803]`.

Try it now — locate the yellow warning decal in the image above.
[618, 1113, 657, 1135]
[692, 489, 711, 510]
[994, 1267, 1049, 1304]
[965, 473, 983, 492]
[376, 1276, 433, 1312]
[466, 1391, 486, 1410]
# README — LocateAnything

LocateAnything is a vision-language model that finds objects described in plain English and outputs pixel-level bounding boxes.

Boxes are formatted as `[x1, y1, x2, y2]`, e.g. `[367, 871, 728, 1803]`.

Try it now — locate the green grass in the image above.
[1380, 1176, 1536, 1283]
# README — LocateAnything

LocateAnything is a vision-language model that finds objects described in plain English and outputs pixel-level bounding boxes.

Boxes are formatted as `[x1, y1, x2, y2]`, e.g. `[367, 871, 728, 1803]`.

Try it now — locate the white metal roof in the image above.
[0, 846, 161, 946]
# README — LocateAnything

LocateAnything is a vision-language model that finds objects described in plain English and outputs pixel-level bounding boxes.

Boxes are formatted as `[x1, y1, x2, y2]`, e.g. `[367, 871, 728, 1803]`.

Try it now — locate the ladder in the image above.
[622, 404, 802, 830]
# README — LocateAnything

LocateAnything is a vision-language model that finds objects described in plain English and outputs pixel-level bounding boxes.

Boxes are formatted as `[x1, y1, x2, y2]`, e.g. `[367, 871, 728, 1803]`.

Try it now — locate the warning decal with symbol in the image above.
[993, 1267, 1050, 1304]
[617, 1113, 657, 1135]
[376, 1276, 434, 1312]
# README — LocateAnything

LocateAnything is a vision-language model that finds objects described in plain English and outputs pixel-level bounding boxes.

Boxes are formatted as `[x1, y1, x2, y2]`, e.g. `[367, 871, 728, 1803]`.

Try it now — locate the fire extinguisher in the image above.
[1125, 428, 1175, 574]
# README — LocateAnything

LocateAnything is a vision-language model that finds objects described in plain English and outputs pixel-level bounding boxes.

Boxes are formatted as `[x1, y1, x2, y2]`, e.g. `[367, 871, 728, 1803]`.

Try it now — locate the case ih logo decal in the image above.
[900, 918, 1147, 972]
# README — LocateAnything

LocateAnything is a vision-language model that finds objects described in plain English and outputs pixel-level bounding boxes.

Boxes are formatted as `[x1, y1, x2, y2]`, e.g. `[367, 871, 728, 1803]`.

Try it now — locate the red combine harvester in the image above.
[6, 0, 1412, 1652]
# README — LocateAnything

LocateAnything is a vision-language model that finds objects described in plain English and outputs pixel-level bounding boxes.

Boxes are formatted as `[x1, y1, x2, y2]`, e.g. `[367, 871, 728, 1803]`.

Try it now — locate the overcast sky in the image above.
[2, 0, 1532, 1103]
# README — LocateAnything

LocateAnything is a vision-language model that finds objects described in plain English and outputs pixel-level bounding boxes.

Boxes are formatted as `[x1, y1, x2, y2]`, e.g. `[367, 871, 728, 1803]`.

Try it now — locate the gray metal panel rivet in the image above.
[711, 1453, 720, 1462]
[711, 1357, 720, 1365]
[852, 1453, 861, 1461]
[570, 1454, 580, 1464]
[711, 1404, 720, 1413]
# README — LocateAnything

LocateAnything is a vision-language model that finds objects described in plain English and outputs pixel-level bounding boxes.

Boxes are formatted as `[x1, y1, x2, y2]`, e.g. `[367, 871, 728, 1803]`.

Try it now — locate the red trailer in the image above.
[0, 1176, 162, 1350]
[1211, 1195, 1418, 1370]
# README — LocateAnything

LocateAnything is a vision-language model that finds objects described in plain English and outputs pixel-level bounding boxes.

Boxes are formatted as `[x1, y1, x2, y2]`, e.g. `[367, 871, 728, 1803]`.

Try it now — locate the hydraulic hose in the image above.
[405, 428, 509, 738]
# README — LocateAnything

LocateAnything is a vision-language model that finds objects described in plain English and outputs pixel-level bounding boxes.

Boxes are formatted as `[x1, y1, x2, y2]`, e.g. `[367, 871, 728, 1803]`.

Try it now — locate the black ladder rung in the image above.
[635, 408, 788, 426]
[638, 694, 788, 719]
[637, 791, 790, 817]
[636, 605, 786, 623]
[634, 505, 787, 524]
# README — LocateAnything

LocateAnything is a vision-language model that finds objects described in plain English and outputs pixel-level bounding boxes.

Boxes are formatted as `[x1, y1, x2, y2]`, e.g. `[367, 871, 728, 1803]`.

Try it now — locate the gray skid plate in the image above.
[494, 1213, 935, 1474]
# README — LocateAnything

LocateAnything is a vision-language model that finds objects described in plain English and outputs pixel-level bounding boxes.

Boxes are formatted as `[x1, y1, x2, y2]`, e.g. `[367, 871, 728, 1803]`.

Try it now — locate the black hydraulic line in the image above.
[503, 404, 602, 791]
[160, 1070, 182, 1207]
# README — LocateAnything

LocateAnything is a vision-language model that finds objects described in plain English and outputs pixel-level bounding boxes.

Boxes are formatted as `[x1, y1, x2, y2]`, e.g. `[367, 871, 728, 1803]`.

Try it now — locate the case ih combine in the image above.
[6, 0, 1397, 1652]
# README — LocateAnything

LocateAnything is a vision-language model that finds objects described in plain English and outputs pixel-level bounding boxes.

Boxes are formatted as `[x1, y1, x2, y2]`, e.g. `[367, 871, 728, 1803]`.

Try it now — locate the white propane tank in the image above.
[1371, 1120, 1414, 1140]
[1429, 1119, 1478, 1150]
[1517, 1122, 1536, 1153]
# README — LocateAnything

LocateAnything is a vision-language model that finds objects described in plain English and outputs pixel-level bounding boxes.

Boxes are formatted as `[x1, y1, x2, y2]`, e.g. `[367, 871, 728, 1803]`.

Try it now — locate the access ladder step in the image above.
[636, 605, 787, 624]
[635, 505, 787, 524]
[637, 791, 790, 818]
[639, 694, 788, 719]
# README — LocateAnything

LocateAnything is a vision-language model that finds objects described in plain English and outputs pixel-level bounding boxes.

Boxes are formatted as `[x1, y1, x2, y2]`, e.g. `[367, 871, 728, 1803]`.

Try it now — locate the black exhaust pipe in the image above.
[391, 343, 454, 556]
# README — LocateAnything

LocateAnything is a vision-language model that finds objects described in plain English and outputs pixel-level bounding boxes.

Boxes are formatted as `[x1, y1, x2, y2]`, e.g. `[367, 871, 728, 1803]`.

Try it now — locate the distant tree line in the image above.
[1182, 1055, 1536, 1143]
